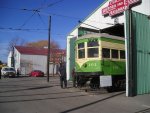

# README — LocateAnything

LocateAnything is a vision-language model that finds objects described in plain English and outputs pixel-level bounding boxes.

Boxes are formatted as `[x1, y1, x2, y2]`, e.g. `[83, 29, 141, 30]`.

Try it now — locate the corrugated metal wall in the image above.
[133, 11, 150, 95]
[68, 38, 76, 80]
[126, 10, 150, 95]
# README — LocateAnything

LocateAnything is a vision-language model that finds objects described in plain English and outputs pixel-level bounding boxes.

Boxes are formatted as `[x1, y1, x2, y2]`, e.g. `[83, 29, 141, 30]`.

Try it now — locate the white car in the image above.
[1, 67, 16, 77]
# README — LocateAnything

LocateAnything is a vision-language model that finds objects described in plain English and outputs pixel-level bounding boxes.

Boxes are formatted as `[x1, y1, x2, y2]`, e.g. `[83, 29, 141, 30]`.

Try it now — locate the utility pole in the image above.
[47, 16, 51, 82]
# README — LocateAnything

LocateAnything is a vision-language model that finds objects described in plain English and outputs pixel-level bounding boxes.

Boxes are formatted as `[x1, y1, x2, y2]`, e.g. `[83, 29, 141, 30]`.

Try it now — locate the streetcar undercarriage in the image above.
[74, 73, 125, 92]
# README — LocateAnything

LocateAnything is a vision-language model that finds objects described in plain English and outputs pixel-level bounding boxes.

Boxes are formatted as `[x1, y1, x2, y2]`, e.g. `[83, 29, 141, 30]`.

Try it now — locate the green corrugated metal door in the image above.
[69, 37, 76, 80]
[133, 11, 150, 95]
[126, 11, 150, 95]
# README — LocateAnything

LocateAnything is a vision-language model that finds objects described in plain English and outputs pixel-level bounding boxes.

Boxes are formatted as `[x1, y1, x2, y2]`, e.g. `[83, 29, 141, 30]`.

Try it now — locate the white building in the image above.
[8, 46, 66, 75]
[7, 51, 12, 67]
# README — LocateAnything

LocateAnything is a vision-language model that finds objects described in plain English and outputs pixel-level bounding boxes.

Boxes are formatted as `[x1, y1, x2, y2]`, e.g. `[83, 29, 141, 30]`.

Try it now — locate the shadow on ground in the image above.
[60, 91, 125, 113]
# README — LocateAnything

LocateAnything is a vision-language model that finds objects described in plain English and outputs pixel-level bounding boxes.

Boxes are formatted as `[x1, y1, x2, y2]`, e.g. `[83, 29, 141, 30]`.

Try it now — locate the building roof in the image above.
[15, 46, 66, 56]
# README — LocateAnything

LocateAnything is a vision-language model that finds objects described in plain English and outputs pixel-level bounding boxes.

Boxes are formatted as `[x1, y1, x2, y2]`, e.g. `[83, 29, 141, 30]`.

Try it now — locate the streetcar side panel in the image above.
[100, 38, 125, 76]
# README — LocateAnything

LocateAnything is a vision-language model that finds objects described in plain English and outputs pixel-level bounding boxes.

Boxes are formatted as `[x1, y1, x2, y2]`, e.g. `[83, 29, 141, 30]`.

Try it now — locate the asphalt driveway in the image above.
[0, 76, 150, 113]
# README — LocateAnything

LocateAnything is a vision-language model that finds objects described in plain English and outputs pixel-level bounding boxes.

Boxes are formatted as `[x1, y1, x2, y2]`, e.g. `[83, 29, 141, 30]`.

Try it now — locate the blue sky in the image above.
[0, 0, 104, 62]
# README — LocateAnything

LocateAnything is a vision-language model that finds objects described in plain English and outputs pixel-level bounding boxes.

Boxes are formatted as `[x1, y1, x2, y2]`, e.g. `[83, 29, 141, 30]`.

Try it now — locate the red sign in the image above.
[102, 0, 141, 17]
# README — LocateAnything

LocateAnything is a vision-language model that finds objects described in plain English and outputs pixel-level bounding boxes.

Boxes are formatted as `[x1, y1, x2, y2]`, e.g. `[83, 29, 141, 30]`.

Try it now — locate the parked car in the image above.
[29, 70, 44, 77]
[1, 67, 16, 77]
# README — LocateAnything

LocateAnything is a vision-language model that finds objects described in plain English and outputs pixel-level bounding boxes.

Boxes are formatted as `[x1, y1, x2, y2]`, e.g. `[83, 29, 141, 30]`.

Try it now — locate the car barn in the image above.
[66, 0, 150, 96]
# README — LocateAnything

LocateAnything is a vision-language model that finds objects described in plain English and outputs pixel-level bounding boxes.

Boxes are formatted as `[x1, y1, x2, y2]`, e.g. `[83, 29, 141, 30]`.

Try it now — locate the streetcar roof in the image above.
[76, 33, 125, 41]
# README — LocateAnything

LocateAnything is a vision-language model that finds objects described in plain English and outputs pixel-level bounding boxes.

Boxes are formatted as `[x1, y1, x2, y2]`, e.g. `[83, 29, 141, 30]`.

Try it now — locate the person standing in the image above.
[58, 62, 67, 88]
[17, 68, 20, 77]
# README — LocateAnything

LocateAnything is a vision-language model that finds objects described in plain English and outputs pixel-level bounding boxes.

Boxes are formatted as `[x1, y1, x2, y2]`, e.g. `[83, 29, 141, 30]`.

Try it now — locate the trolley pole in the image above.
[47, 16, 51, 82]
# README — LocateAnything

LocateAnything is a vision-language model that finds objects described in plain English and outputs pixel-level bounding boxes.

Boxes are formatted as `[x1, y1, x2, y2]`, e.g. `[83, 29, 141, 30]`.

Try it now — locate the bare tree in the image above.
[8, 37, 26, 67]
[0, 60, 3, 65]
[8, 37, 26, 52]
[50, 50, 58, 76]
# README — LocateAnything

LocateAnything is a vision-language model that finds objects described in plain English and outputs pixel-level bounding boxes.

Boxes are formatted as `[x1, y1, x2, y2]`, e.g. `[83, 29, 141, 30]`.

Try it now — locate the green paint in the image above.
[75, 36, 124, 45]
[126, 11, 150, 95]
[100, 37, 124, 44]
[75, 60, 125, 76]
[75, 60, 102, 72]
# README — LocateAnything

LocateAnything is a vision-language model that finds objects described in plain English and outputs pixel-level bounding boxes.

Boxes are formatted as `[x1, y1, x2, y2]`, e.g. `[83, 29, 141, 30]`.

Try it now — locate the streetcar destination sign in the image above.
[102, 0, 141, 17]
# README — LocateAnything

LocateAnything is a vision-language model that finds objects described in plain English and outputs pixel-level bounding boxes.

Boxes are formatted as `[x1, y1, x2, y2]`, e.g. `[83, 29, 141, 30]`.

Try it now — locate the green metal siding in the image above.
[69, 38, 76, 80]
[126, 11, 150, 95]
[133, 11, 150, 95]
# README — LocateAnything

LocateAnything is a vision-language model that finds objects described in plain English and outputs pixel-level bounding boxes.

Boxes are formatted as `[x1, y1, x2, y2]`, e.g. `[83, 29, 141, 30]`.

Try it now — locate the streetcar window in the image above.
[78, 49, 85, 58]
[120, 50, 125, 59]
[102, 48, 110, 58]
[87, 40, 99, 47]
[88, 48, 98, 58]
[78, 43, 84, 49]
[111, 49, 119, 59]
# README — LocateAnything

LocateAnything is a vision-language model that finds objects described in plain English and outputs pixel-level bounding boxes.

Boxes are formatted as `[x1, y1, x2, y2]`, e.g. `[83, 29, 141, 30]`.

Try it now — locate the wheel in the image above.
[90, 77, 100, 89]
[76, 75, 87, 87]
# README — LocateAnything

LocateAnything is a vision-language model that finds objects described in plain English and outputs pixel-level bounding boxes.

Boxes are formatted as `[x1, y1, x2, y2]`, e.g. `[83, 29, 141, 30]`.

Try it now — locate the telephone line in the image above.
[0, 6, 83, 20]
[0, 27, 48, 31]
[37, 12, 46, 26]
[0, 7, 39, 12]
[19, 12, 36, 28]
[38, 0, 66, 10]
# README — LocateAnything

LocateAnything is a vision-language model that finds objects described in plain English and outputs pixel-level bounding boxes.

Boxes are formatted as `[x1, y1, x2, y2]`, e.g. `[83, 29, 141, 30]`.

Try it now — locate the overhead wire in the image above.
[0, 6, 38, 12]
[0, 6, 23, 10]
[5, 0, 65, 25]
[19, 12, 36, 29]
[0, 2, 114, 26]
[0, 27, 73, 37]
[0, 0, 67, 31]
[38, 0, 66, 10]
[40, 11, 82, 20]
[0, 6, 79, 19]
[26, 0, 67, 27]
[0, 6, 81, 20]
[0, 27, 48, 31]
[37, 12, 46, 26]
[0, 0, 115, 36]
[38, 11, 115, 26]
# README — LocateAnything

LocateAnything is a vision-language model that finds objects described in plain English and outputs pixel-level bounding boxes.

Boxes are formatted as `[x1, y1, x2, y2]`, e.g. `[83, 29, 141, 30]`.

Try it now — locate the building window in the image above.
[102, 48, 110, 58]
[120, 50, 125, 59]
[88, 48, 98, 58]
[111, 49, 119, 59]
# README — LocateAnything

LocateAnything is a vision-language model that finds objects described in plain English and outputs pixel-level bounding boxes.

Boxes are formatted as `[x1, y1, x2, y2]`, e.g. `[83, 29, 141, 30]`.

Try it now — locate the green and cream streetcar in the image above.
[75, 33, 126, 90]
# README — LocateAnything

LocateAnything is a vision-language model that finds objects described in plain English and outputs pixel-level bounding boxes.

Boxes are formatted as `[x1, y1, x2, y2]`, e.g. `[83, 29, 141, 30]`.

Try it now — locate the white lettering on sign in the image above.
[102, 0, 141, 17]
